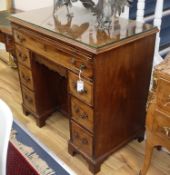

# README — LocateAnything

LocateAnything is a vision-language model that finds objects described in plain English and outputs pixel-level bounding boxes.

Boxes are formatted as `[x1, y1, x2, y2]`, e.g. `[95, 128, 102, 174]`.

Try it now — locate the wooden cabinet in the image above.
[140, 54, 170, 175]
[10, 7, 158, 174]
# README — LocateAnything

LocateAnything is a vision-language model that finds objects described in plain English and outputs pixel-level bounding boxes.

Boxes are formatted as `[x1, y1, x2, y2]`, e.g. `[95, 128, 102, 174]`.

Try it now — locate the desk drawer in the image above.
[71, 121, 93, 157]
[153, 110, 170, 138]
[22, 86, 36, 113]
[18, 64, 34, 90]
[71, 97, 94, 132]
[157, 78, 170, 114]
[14, 30, 93, 79]
[69, 72, 93, 106]
[16, 44, 31, 68]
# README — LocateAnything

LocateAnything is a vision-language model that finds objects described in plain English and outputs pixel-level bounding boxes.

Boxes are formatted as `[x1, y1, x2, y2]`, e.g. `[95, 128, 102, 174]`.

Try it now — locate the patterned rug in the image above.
[7, 120, 75, 175]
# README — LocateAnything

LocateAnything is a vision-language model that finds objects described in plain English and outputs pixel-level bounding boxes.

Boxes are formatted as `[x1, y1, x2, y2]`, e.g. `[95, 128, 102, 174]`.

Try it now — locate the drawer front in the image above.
[69, 72, 93, 106]
[71, 121, 93, 157]
[22, 86, 36, 112]
[16, 44, 31, 68]
[14, 30, 93, 79]
[71, 97, 94, 132]
[157, 78, 170, 114]
[153, 110, 170, 138]
[18, 64, 34, 90]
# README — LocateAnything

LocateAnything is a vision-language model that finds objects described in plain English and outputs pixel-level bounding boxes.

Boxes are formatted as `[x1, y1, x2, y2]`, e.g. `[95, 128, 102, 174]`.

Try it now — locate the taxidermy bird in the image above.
[94, 0, 133, 15]
[53, 0, 96, 16]
[78, 0, 95, 9]
[53, 0, 72, 17]
[53, 0, 133, 29]
[94, 0, 133, 29]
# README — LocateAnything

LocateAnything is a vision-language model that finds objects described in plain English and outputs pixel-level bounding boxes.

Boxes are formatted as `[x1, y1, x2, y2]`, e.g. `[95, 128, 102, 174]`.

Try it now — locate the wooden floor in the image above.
[0, 59, 170, 175]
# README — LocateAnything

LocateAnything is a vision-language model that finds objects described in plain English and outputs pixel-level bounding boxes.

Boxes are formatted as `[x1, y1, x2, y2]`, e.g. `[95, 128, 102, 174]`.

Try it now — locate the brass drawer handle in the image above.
[159, 126, 170, 138]
[21, 73, 31, 83]
[16, 34, 26, 43]
[18, 52, 27, 62]
[162, 127, 170, 137]
[74, 106, 88, 120]
[24, 94, 33, 104]
[21, 55, 28, 62]
[18, 52, 22, 58]
[70, 59, 87, 70]
[78, 89, 87, 94]
[81, 138, 88, 145]
[80, 64, 87, 70]
[71, 58, 76, 64]
[80, 113, 88, 120]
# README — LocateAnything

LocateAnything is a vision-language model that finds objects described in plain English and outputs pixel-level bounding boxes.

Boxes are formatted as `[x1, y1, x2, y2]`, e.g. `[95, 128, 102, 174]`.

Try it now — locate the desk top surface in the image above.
[10, 6, 157, 51]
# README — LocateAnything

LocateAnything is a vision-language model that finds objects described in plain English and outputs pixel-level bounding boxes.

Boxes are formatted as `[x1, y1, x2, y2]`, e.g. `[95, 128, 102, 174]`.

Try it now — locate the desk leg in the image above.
[137, 132, 145, 143]
[88, 162, 101, 175]
[22, 104, 30, 116]
[68, 142, 76, 156]
[22, 104, 46, 127]
[68, 141, 101, 174]
[3, 34, 17, 68]
[36, 118, 46, 128]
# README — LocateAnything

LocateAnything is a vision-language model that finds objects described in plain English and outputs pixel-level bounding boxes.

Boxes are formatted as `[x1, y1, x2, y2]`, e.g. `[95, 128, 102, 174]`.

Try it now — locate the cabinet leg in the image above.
[36, 118, 45, 128]
[140, 140, 154, 175]
[22, 105, 30, 116]
[68, 143, 76, 156]
[156, 146, 162, 151]
[88, 162, 101, 175]
[68, 142, 101, 174]
[137, 136, 144, 143]
[136, 132, 144, 143]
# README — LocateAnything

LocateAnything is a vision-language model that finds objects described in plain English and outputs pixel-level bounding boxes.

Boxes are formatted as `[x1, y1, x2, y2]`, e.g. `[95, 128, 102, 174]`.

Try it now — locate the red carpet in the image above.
[7, 121, 71, 175]
[7, 142, 39, 175]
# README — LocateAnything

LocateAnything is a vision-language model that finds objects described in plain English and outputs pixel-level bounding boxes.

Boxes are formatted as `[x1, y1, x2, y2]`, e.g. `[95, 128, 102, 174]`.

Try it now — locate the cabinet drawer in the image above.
[71, 121, 93, 157]
[14, 30, 93, 79]
[157, 78, 170, 114]
[16, 44, 31, 68]
[153, 110, 170, 138]
[69, 72, 93, 106]
[71, 97, 94, 132]
[18, 64, 34, 90]
[22, 86, 36, 113]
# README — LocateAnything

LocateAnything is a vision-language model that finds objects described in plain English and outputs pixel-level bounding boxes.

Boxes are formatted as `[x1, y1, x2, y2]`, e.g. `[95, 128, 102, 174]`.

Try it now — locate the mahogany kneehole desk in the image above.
[10, 7, 158, 174]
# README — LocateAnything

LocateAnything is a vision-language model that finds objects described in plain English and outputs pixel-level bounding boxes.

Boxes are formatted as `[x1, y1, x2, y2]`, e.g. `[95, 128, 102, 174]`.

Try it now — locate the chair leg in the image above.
[140, 140, 154, 175]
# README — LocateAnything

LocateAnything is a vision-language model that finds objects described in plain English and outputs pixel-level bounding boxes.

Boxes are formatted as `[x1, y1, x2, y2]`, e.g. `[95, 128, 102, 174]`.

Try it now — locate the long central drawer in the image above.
[13, 30, 93, 79]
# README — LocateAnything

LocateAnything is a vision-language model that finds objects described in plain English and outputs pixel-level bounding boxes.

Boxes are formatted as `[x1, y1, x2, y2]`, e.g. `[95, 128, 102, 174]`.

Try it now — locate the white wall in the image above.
[0, 0, 6, 49]
[14, 0, 98, 11]
[0, 0, 53, 11]
[14, 0, 53, 11]
[0, 0, 7, 10]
